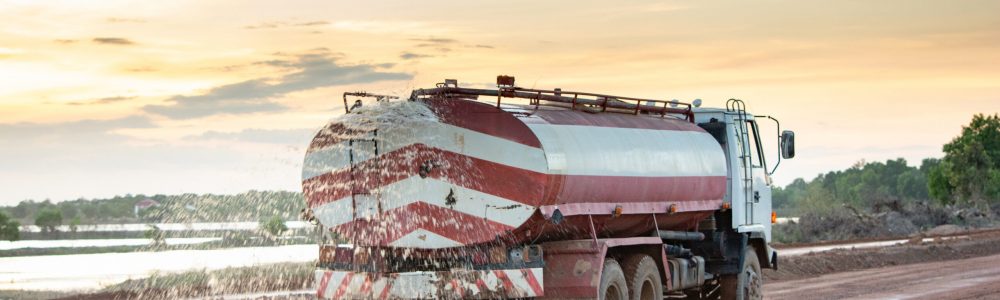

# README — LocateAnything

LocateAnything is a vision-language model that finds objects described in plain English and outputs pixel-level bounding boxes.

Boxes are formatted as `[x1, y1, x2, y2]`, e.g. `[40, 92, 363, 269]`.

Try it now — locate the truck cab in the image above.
[692, 100, 796, 299]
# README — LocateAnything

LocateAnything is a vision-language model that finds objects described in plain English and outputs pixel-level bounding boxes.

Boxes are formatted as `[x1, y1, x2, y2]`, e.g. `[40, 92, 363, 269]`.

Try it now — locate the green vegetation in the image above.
[774, 114, 1000, 243]
[928, 114, 1000, 207]
[0, 211, 20, 241]
[144, 224, 166, 246]
[259, 215, 288, 237]
[33, 208, 62, 233]
[773, 158, 938, 216]
[2, 190, 304, 226]
[69, 216, 81, 233]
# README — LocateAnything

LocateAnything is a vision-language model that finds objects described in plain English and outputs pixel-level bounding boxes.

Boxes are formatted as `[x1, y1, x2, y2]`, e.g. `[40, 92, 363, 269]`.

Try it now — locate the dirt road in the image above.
[766, 253, 1000, 300]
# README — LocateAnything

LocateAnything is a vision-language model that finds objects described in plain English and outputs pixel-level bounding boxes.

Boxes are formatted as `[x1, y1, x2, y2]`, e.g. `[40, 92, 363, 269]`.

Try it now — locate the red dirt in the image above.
[765, 230, 1000, 299]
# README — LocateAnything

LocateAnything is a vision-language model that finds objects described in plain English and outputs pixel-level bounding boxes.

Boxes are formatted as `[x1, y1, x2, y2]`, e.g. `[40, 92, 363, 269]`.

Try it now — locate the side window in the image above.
[746, 121, 765, 169]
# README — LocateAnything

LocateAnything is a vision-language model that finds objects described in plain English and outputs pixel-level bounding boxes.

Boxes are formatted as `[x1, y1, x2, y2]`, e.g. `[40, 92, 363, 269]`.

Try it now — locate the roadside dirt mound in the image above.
[925, 224, 965, 236]
[765, 230, 1000, 282]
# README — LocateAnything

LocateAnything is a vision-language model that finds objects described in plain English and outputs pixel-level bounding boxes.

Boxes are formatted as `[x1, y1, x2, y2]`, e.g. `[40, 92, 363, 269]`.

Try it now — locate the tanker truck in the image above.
[302, 76, 796, 299]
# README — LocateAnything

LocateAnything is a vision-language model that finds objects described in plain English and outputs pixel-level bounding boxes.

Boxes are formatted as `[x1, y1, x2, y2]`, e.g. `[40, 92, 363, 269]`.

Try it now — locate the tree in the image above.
[144, 224, 166, 246]
[34, 208, 63, 233]
[0, 211, 20, 241]
[69, 216, 82, 233]
[929, 114, 1000, 207]
[259, 215, 288, 237]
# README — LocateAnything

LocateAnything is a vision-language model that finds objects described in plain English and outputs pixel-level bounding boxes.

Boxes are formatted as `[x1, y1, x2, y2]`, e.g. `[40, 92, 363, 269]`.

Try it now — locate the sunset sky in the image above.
[1, 0, 998, 204]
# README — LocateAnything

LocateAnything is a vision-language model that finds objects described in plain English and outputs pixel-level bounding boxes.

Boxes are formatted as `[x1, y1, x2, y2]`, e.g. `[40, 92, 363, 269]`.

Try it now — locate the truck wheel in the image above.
[600, 258, 629, 300]
[623, 254, 662, 300]
[720, 246, 762, 300]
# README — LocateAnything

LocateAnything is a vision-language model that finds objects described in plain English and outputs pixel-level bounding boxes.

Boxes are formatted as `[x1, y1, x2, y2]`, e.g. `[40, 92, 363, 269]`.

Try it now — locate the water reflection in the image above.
[0, 245, 318, 291]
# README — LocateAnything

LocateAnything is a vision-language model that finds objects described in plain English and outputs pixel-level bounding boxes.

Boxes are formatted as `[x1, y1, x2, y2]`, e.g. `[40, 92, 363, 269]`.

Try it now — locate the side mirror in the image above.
[780, 130, 795, 159]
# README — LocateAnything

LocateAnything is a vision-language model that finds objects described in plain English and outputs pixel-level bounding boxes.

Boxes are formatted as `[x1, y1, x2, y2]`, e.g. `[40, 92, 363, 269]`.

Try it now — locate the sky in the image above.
[1, 0, 998, 204]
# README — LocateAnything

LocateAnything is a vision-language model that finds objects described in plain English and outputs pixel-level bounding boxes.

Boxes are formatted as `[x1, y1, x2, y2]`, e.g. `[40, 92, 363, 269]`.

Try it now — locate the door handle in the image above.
[754, 191, 760, 203]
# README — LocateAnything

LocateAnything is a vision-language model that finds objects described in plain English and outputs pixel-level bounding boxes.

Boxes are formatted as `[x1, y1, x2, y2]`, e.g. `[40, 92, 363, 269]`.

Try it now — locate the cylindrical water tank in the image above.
[302, 97, 727, 249]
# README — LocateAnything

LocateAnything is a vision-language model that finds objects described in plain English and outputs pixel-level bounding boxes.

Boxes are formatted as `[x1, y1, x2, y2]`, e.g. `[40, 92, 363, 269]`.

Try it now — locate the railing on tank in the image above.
[408, 75, 695, 123]
[343, 92, 399, 113]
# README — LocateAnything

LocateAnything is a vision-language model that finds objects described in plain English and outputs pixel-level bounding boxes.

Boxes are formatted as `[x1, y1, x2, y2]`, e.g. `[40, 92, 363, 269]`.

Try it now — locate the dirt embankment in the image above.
[765, 229, 1000, 282]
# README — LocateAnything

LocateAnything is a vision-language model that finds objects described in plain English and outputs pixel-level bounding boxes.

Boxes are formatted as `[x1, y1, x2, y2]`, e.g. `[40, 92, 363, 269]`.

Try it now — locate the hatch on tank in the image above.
[348, 130, 380, 220]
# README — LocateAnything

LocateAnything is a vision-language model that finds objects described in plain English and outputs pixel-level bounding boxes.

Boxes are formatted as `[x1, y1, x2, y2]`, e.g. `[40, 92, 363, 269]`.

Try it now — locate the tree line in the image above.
[1, 190, 304, 241]
[774, 114, 1000, 216]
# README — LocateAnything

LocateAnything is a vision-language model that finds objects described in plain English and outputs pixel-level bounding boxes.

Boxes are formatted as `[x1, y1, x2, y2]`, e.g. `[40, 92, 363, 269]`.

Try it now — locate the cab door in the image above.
[745, 120, 773, 238]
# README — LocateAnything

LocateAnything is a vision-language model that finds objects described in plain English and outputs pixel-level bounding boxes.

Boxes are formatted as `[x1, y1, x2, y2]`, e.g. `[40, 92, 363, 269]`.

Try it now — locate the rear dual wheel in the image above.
[600, 255, 664, 300]
[600, 259, 629, 300]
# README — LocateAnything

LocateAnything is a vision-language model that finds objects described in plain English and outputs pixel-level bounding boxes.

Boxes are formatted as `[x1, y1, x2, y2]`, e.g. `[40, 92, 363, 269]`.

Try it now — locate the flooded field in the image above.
[0, 237, 221, 250]
[0, 244, 318, 291]
[19, 221, 313, 233]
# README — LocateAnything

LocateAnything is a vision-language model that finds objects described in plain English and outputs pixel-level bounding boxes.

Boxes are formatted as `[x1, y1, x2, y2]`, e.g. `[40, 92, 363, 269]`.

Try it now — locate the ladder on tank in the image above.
[727, 99, 755, 225]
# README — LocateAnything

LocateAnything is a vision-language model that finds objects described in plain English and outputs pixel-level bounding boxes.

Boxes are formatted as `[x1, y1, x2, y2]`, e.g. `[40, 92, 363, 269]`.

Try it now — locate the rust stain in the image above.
[573, 260, 592, 277]
[455, 132, 465, 151]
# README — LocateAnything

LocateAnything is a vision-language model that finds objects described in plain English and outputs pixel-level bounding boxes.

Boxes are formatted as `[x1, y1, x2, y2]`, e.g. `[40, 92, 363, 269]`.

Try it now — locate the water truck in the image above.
[302, 76, 795, 299]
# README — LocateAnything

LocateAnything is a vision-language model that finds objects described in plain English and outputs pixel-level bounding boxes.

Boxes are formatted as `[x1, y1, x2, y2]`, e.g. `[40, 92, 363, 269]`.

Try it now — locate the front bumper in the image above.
[315, 267, 544, 299]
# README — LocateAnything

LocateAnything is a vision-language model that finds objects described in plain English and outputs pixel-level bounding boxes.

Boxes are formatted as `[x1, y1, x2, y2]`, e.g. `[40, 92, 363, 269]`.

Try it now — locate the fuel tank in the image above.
[302, 96, 727, 249]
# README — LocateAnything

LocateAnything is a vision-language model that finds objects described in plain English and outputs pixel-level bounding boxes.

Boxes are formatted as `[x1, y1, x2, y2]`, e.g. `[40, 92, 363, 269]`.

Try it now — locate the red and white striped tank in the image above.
[302, 96, 727, 249]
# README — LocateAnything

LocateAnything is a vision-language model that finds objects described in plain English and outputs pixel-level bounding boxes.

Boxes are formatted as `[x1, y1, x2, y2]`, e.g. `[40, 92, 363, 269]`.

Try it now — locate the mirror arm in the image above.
[758, 115, 782, 175]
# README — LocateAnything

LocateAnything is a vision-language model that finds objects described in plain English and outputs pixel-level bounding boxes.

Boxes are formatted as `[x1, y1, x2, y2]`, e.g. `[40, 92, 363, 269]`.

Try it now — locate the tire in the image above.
[600, 258, 629, 300]
[623, 254, 663, 300]
[719, 246, 763, 300]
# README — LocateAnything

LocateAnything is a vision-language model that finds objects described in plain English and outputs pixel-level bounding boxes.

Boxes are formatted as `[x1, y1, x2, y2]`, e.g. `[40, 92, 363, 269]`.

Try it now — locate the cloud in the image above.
[411, 37, 493, 53]
[126, 66, 157, 72]
[329, 21, 433, 34]
[54, 39, 78, 44]
[410, 37, 457, 44]
[144, 51, 412, 119]
[254, 59, 297, 68]
[185, 128, 317, 145]
[294, 21, 329, 26]
[244, 20, 330, 29]
[67, 96, 137, 106]
[0, 116, 153, 142]
[0, 47, 24, 59]
[413, 37, 455, 50]
[399, 52, 433, 60]
[106, 17, 145, 23]
[92, 37, 135, 45]
[244, 22, 282, 29]
[0, 117, 289, 203]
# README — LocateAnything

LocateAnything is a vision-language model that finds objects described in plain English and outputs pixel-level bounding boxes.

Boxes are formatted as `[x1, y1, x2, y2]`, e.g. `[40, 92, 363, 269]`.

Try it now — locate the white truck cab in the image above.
[694, 99, 796, 284]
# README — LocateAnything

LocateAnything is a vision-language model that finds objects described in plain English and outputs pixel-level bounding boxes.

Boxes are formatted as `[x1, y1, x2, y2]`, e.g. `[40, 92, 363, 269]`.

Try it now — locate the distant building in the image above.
[134, 199, 160, 217]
